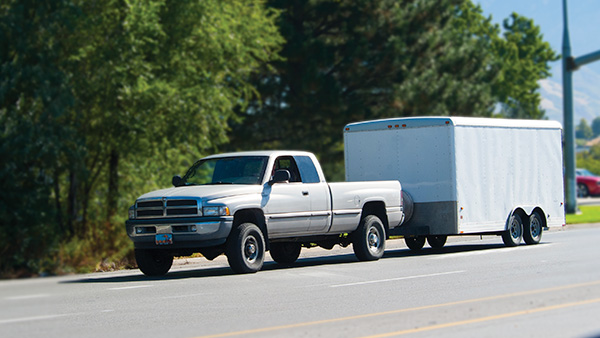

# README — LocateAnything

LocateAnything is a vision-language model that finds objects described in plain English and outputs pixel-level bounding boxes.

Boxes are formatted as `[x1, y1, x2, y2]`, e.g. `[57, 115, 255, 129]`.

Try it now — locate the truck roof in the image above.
[344, 116, 563, 132]
[202, 150, 316, 160]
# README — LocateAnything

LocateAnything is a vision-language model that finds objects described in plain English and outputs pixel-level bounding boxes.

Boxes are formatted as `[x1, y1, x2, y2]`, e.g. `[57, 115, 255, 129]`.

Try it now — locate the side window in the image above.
[294, 156, 321, 184]
[273, 156, 302, 183]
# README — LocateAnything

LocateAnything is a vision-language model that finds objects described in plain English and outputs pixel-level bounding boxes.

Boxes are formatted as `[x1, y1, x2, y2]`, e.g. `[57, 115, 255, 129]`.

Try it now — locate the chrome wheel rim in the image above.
[510, 218, 522, 239]
[367, 227, 381, 252]
[244, 236, 258, 263]
[530, 216, 541, 239]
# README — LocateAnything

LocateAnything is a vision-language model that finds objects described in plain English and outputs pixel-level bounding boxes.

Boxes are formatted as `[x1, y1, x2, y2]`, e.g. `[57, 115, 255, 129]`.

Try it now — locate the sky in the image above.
[476, 0, 600, 124]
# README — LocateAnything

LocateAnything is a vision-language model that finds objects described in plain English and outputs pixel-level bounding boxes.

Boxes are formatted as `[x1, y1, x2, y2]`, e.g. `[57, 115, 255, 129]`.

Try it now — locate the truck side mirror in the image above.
[172, 175, 184, 187]
[269, 170, 291, 185]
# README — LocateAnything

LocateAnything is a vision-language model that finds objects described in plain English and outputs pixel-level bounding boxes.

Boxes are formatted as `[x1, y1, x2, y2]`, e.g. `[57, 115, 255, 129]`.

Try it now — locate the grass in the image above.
[566, 205, 600, 224]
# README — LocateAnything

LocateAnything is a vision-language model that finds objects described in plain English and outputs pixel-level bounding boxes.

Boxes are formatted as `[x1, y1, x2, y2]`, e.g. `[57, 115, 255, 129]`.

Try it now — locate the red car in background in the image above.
[576, 168, 600, 197]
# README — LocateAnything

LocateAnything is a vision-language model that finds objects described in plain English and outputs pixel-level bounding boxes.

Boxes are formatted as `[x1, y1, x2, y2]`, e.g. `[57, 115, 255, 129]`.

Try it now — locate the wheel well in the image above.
[508, 207, 547, 230]
[233, 209, 269, 249]
[361, 201, 389, 233]
[508, 208, 528, 230]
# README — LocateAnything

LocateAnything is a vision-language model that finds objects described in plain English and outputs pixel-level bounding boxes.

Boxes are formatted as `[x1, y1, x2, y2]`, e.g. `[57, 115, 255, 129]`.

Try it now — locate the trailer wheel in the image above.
[502, 213, 523, 247]
[427, 235, 447, 249]
[226, 223, 265, 273]
[353, 215, 386, 261]
[524, 212, 543, 245]
[405, 236, 425, 251]
[135, 249, 173, 276]
[270, 242, 301, 265]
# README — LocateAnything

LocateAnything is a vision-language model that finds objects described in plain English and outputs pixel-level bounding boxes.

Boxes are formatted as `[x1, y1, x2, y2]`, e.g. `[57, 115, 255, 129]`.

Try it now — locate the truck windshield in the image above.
[182, 156, 269, 185]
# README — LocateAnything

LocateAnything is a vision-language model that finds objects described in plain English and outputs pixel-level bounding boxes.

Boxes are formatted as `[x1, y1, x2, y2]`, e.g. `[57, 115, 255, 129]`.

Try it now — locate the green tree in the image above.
[492, 13, 559, 119]
[591, 116, 600, 138]
[576, 118, 593, 140]
[228, 0, 501, 180]
[577, 144, 600, 176]
[0, 0, 81, 274]
[60, 0, 282, 228]
[0, 0, 283, 275]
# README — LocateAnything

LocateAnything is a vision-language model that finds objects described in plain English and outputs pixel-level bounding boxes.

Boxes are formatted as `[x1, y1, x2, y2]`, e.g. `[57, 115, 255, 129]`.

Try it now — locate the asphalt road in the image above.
[2, 225, 600, 338]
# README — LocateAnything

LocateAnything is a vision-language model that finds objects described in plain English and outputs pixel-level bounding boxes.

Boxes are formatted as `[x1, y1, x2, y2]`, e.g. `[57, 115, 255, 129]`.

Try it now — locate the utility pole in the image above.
[562, 0, 600, 214]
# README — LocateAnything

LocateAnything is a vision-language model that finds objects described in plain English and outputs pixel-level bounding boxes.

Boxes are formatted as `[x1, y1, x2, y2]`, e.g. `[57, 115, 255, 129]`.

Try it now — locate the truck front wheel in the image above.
[270, 242, 301, 265]
[135, 249, 173, 276]
[226, 223, 265, 273]
[353, 215, 386, 261]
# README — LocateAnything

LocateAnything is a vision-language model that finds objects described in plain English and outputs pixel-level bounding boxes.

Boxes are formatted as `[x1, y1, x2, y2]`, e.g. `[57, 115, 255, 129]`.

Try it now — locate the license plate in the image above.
[155, 234, 173, 245]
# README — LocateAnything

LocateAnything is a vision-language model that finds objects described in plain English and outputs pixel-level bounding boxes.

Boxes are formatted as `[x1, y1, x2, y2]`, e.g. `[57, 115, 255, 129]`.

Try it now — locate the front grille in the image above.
[136, 198, 200, 219]
[167, 200, 197, 207]
[137, 200, 163, 208]
[138, 209, 164, 217]
[167, 208, 198, 216]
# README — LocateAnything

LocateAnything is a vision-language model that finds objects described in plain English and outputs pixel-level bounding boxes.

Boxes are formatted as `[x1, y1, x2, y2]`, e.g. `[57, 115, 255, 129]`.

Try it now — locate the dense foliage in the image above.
[1, 0, 557, 276]
[228, 0, 558, 179]
[0, 0, 282, 276]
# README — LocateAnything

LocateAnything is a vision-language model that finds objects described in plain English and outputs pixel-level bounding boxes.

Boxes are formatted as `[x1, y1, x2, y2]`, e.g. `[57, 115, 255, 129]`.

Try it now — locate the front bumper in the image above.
[125, 216, 233, 249]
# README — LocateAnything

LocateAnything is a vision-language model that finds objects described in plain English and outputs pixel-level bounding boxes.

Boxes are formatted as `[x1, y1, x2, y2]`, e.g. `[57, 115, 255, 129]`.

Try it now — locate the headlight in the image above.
[128, 206, 136, 220]
[202, 206, 230, 216]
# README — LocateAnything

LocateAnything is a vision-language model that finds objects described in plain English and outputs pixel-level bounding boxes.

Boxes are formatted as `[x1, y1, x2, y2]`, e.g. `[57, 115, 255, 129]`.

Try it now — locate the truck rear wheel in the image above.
[270, 242, 301, 265]
[135, 249, 173, 276]
[502, 213, 523, 247]
[524, 212, 543, 245]
[427, 235, 447, 249]
[353, 215, 386, 261]
[405, 236, 425, 251]
[226, 223, 265, 273]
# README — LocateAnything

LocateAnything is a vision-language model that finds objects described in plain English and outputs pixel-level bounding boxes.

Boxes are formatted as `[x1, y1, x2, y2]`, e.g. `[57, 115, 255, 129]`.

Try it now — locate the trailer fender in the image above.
[506, 206, 540, 230]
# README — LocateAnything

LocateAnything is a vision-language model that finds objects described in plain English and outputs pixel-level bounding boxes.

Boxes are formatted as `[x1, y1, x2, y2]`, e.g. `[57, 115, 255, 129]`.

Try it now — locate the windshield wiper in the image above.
[206, 181, 235, 185]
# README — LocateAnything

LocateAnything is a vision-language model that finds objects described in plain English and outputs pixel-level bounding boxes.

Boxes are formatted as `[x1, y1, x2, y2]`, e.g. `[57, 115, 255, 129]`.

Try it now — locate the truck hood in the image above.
[137, 185, 263, 202]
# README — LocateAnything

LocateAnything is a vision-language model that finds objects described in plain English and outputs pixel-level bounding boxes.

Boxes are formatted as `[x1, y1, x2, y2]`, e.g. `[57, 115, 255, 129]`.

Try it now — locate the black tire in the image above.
[427, 235, 447, 249]
[270, 242, 301, 265]
[135, 249, 173, 276]
[578, 183, 589, 197]
[405, 236, 426, 251]
[502, 213, 523, 247]
[352, 215, 386, 261]
[524, 212, 543, 245]
[226, 223, 265, 273]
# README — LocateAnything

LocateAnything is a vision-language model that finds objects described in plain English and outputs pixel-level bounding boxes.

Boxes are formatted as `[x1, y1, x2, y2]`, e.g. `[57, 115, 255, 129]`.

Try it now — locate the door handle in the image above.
[302, 191, 309, 196]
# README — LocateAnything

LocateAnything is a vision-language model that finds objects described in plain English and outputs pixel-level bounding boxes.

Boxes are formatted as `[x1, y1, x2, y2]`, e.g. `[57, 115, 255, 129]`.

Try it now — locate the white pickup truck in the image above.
[126, 151, 403, 275]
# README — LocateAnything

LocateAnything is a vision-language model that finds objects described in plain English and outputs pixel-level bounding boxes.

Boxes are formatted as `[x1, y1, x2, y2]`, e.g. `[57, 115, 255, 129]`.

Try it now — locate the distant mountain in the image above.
[540, 67, 600, 124]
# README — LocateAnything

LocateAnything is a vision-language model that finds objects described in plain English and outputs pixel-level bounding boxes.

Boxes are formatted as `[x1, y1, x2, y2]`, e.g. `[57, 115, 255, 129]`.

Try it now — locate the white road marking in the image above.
[329, 270, 466, 288]
[108, 285, 153, 291]
[5, 294, 50, 301]
[429, 243, 556, 260]
[0, 313, 79, 325]
[161, 293, 210, 299]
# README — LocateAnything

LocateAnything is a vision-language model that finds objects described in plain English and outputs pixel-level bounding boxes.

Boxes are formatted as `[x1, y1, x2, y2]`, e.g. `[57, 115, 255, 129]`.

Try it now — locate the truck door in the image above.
[264, 156, 311, 236]
[294, 155, 331, 233]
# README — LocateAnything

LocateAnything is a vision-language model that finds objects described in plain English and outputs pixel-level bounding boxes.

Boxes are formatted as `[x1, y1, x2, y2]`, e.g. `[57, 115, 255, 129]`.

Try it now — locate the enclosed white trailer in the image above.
[344, 116, 565, 248]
